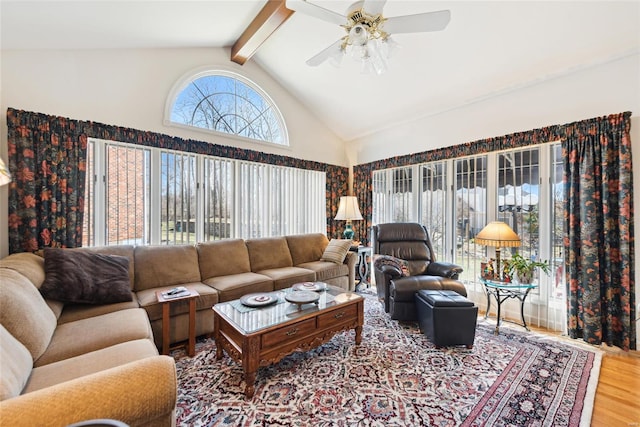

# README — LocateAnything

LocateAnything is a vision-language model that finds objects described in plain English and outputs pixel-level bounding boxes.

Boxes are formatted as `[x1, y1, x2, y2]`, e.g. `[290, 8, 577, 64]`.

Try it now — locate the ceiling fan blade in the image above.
[286, 0, 346, 26]
[362, 0, 387, 16]
[383, 10, 451, 34]
[306, 39, 344, 67]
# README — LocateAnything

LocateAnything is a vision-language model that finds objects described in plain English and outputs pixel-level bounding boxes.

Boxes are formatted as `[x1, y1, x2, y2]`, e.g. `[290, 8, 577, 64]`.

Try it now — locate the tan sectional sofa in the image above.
[0, 233, 355, 425]
[0, 253, 177, 427]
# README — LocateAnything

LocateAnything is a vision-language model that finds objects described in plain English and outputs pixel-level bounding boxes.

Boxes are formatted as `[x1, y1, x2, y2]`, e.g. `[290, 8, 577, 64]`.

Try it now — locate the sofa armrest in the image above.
[344, 251, 357, 292]
[0, 356, 177, 427]
[427, 261, 463, 279]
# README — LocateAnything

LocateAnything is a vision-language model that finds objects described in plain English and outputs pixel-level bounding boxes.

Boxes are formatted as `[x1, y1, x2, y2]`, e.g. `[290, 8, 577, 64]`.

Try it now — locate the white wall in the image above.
[0, 47, 346, 257]
[347, 53, 639, 164]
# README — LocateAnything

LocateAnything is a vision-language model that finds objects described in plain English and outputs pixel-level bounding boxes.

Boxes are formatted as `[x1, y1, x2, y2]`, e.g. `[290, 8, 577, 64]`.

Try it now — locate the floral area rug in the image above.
[172, 294, 601, 426]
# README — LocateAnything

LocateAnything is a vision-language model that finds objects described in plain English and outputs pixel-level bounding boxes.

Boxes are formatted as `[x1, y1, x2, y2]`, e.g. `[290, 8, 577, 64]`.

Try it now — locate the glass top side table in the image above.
[479, 277, 537, 335]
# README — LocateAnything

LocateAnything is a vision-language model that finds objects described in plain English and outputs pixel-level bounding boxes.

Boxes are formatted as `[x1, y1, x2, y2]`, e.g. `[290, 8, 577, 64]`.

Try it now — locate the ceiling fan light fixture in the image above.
[292, 1, 451, 75]
[348, 24, 369, 46]
[365, 39, 388, 75]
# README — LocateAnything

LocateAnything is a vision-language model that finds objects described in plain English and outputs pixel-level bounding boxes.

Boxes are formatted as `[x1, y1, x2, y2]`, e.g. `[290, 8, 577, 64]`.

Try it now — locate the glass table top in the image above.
[213, 284, 362, 334]
[479, 277, 538, 290]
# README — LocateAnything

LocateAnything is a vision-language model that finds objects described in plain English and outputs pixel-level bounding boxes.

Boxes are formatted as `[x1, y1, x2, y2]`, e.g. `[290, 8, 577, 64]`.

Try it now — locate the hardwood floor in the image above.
[591, 350, 640, 426]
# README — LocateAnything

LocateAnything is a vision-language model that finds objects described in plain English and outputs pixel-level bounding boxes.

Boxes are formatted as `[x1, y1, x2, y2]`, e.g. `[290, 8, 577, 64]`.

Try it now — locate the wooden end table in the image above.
[156, 288, 199, 357]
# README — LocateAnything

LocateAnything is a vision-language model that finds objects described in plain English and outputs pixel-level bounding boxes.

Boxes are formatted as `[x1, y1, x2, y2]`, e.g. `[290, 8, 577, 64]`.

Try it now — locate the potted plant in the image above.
[506, 253, 551, 284]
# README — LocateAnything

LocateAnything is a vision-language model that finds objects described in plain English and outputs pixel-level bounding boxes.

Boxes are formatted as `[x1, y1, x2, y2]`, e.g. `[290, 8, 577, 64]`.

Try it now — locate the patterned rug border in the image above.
[173, 294, 602, 426]
[468, 318, 603, 427]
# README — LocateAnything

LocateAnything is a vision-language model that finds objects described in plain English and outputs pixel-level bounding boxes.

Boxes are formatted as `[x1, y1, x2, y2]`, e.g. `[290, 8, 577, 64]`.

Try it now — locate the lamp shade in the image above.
[334, 196, 363, 221]
[0, 157, 11, 187]
[475, 221, 521, 248]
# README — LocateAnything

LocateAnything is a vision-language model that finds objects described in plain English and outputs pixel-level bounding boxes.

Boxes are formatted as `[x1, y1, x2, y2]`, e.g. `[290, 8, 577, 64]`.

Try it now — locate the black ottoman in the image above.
[415, 290, 478, 349]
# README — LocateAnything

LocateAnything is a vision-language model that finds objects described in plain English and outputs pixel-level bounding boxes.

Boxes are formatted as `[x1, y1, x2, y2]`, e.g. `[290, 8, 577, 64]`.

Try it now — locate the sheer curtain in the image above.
[564, 112, 635, 350]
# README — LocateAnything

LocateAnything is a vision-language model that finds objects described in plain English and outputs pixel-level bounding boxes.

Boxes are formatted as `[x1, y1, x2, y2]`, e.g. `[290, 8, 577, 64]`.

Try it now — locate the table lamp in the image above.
[334, 196, 363, 240]
[475, 221, 521, 280]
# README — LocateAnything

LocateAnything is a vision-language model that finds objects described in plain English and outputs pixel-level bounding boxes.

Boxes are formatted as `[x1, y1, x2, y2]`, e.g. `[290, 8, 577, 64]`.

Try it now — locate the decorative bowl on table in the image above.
[240, 293, 278, 307]
[285, 290, 320, 309]
[292, 282, 326, 292]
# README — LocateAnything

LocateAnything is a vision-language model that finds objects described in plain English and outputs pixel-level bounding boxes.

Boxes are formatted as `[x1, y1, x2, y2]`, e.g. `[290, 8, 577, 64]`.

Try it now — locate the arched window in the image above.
[168, 70, 288, 145]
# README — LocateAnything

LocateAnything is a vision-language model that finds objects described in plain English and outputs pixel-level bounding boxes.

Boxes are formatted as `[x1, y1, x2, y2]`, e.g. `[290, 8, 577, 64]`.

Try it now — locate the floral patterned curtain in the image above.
[564, 112, 635, 350]
[6, 108, 348, 252]
[7, 110, 88, 252]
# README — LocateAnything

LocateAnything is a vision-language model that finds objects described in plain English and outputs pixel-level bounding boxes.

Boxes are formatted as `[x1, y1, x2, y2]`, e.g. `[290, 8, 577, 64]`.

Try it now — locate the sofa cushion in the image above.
[203, 272, 273, 302]
[136, 282, 219, 321]
[0, 252, 46, 288]
[0, 268, 56, 361]
[257, 266, 316, 290]
[246, 237, 293, 271]
[320, 239, 352, 264]
[0, 252, 63, 318]
[72, 245, 136, 289]
[197, 239, 251, 279]
[134, 245, 201, 291]
[35, 308, 153, 367]
[24, 339, 159, 394]
[40, 248, 132, 305]
[57, 298, 140, 325]
[297, 260, 349, 282]
[286, 233, 329, 265]
[0, 325, 33, 400]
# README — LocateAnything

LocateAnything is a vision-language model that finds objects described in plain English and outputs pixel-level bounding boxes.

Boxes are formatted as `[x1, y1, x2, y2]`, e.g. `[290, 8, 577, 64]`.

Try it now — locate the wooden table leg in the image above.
[213, 314, 223, 360]
[355, 325, 363, 345]
[244, 370, 256, 399]
[188, 298, 196, 357]
[162, 302, 170, 355]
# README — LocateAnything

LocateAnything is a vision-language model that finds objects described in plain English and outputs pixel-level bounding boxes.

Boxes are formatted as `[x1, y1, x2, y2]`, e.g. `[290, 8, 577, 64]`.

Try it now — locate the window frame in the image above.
[83, 138, 325, 247]
[164, 67, 289, 147]
[369, 141, 565, 331]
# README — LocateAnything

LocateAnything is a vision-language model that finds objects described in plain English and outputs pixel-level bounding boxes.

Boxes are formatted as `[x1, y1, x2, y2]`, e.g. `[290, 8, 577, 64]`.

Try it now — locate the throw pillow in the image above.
[40, 248, 133, 305]
[320, 239, 353, 264]
[373, 255, 410, 277]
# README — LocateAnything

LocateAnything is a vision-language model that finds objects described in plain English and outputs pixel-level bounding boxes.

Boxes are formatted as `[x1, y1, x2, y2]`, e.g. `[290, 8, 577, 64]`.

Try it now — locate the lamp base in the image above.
[343, 224, 354, 240]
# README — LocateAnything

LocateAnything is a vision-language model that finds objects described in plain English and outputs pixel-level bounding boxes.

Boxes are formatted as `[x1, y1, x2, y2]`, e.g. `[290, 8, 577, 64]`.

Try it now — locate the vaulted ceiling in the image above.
[1, 1, 639, 142]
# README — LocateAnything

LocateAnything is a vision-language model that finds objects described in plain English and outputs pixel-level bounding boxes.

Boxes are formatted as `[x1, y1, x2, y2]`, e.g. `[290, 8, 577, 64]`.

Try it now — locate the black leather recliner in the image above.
[372, 223, 467, 321]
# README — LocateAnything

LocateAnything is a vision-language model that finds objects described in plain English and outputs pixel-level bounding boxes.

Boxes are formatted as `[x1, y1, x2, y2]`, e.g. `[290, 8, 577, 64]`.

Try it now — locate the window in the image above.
[203, 157, 233, 241]
[82, 141, 151, 247]
[161, 151, 197, 244]
[420, 162, 447, 260]
[372, 166, 416, 224]
[168, 71, 288, 145]
[83, 138, 324, 246]
[370, 142, 564, 331]
[455, 156, 488, 285]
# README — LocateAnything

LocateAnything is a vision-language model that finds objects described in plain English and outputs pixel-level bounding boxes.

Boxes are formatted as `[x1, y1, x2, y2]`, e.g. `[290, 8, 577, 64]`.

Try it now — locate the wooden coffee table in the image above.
[212, 284, 364, 398]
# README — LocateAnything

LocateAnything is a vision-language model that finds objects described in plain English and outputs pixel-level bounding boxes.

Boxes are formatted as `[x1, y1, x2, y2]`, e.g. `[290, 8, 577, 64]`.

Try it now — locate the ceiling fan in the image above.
[285, 0, 451, 74]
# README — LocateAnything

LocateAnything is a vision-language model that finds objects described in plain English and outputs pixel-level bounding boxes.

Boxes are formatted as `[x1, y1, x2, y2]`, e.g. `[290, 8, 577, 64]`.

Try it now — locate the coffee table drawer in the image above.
[261, 318, 316, 349]
[317, 304, 358, 329]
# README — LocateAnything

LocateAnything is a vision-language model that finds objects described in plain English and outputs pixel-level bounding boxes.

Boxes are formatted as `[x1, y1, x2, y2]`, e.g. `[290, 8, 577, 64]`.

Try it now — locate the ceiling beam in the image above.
[231, 0, 294, 65]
